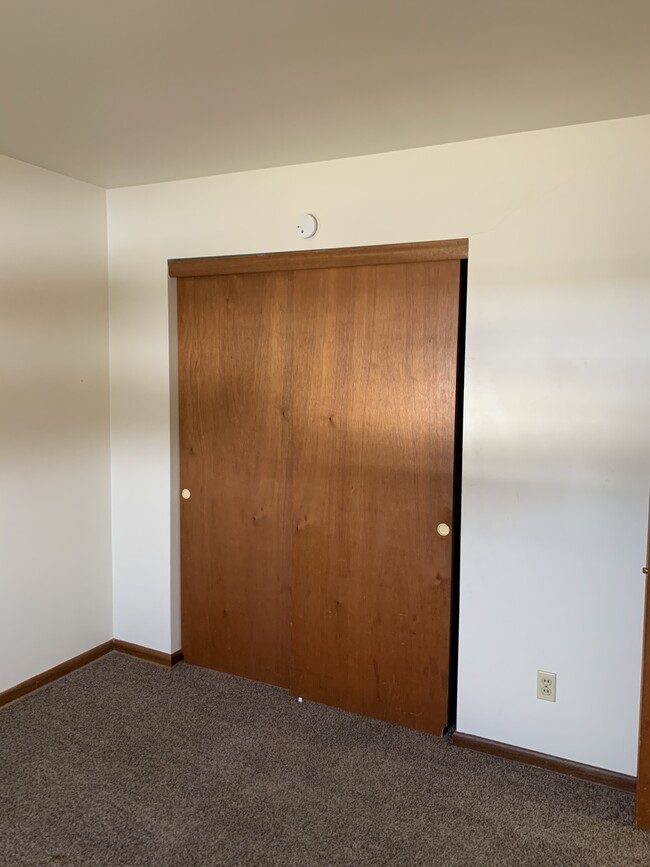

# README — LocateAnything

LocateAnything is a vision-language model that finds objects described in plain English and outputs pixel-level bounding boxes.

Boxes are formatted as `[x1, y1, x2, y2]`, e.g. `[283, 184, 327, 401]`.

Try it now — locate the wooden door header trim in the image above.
[168, 238, 469, 278]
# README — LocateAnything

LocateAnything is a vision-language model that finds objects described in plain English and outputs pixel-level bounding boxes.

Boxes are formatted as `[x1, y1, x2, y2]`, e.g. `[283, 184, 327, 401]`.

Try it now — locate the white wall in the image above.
[0, 155, 113, 692]
[107, 114, 650, 775]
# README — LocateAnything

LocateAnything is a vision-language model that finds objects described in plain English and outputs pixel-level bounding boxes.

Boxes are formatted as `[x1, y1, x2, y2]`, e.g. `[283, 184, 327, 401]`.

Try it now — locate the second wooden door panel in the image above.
[290, 261, 460, 734]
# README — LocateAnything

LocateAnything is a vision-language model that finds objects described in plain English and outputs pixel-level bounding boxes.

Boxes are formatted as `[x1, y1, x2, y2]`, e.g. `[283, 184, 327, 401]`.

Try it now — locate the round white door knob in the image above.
[181, 489, 191, 500]
[436, 523, 450, 537]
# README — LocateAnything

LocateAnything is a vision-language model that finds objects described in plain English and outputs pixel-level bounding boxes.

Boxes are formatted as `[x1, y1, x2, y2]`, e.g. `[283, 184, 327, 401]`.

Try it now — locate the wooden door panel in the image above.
[177, 273, 292, 687]
[290, 261, 461, 734]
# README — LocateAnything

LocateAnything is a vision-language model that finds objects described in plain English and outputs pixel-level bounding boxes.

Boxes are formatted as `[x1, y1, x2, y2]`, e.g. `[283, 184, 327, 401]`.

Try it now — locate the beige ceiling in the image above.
[1, 0, 649, 189]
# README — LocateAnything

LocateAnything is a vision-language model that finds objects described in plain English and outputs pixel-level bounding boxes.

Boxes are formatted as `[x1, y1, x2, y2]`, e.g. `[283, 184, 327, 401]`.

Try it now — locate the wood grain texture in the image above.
[290, 260, 461, 734]
[113, 640, 184, 668]
[0, 641, 113, 708]
[177, 273, 292, 687]
[637, 496, 650, 827]
[453, 732, 636, 793]
[169, 239, 468, 279]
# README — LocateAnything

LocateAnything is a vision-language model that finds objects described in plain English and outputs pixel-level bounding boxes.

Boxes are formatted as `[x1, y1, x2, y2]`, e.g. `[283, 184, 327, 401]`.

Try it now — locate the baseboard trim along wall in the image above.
[0, 640, 184, 708]
[0, 641, 114, 708]
[452, 732, 636, 793]
[112, 639, 184, 668]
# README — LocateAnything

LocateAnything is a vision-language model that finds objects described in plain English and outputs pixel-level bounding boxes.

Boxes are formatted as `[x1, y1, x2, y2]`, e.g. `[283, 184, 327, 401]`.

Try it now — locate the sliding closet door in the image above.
[290, 260, 461, 734]
[173, 240, 465, 733]
[177, 273, 292, 687]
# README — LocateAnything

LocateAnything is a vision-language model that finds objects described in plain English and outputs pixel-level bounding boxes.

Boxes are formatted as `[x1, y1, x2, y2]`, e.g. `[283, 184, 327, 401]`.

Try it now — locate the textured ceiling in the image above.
[1, 0, 649, 188]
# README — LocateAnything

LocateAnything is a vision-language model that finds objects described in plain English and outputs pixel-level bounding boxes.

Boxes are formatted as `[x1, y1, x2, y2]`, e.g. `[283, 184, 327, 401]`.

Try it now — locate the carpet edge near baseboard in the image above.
[452, 731, 636, 793]
[0, 639, 183, 708]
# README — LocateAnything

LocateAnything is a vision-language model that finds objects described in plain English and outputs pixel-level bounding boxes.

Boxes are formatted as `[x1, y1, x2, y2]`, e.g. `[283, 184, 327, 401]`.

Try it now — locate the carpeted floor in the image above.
[1, 653, 649, 866]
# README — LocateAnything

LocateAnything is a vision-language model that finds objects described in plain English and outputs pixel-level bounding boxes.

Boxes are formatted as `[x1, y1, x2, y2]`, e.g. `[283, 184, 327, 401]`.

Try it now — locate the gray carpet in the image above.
[1, 653, 649, 867]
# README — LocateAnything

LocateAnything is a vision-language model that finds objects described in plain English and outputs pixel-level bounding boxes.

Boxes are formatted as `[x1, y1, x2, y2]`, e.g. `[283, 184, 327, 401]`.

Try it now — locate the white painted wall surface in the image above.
[107, 115, 650, 774]
[0, 155, 112, 692]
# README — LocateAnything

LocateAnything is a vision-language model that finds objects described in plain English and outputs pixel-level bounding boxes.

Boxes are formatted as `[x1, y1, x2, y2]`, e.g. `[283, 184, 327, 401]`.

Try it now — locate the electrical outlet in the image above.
[537, 670, 557, 702]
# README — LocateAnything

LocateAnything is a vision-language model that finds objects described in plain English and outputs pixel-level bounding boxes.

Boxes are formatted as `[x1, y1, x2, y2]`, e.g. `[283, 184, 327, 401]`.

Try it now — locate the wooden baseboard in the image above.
[112, 639, 184, 668]
[452, 732, 636, 793]
[1, 639, 184, 709]
[0, 640, 114, 708]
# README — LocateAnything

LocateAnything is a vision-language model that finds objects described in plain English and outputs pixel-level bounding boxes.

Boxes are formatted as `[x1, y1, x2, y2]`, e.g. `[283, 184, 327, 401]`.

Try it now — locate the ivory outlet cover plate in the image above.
[537, 670, 557, 702]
